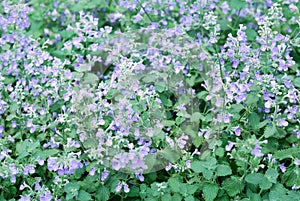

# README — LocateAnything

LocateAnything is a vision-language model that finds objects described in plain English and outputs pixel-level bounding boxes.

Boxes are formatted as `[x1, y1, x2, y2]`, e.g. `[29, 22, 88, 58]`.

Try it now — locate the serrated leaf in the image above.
[245, 173, 264, 185]
[191, 158, 217, 173]
[246, 94, 259, 105]
[162, 120, 175, 126]
[264, 124, 277, 138]
[190, 112, 202, 122]
[64, 182, 80, 193]
[193, 136, 203, 148]
[187, 184, 198, 194]
[95, 186, 110, 201]
[78, 190, 91, 201]
[273, 147, 300, 160]
[259, 177, 272, 190]
[230, 104, 244, 113]
[81, 72, 99, 86]
[216, 165, 232, 177]
[197, 91, 209, 100]
[294, 77, 300, 88]
[168, 177, 182, 193]
[161, 193, 172, 201]
[265, 168, 278, 183]
[257, 120, 269, 129]
[202, 169, 214, 180]
[185, 195, 195, 201]
[10, 102, 18, 112]
[203, 183, 219, 201]
[229, 0, 246, 10]
[245, 28, 257, 41]
[172, 193, 182, 201]
[222, 177, 244, 197]
[248, 113, 260, 129]
[75, 63, 92, 73]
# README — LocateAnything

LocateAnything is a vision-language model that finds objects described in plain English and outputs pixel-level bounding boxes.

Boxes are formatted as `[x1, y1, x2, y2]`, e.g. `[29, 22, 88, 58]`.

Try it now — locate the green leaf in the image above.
[259, 177, 272, 190]
[143, 74, 157, 83]
[245, 28, 257, 41]
[190, 112, 202, 122]
[216, 165, 232, 177]
[177, 110, 191, 118]
[197, 91, 209, 100]
[246, 94, 259, 105]
[269, 183, 288, 201]
[185, 195, 195, 201]
[203, 183, 219, 201]
[64, 182, 80, 194]
[187, 184, 199, 194]
[78, 190, 91, 201]
[293, 77, 300, 88]
[256, 120, 269, 129]
[81, 72, 99, 86]
[222, 177, 244, 197]
[273, 147, 300, 160]
[75, 63, 92, 73]
[245, 173, 264, 185]
[248, 113, 260, 129]
[95, 186, 110, 201]
[10, 102, 18, 112]
[229, 0, 246, 10]
[265, 168, 278, 183]
[162, 120, 175, 126]
[202, 169, 214, 180]
[6, 114, 15, 121]
[230, 104, 244, 114]
[264, 124, 277, 138]
[161, 193, 172, 201]
[215, 147, 224, 157]
[193, 136, 203, 148]
[168, 177, 182, 193]
[172, 193, 182, 201]
[191, 158, 217, 173]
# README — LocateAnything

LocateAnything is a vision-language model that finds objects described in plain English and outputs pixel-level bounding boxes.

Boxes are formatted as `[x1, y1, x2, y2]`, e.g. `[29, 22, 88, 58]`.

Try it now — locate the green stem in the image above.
[136, 0, 153, 23]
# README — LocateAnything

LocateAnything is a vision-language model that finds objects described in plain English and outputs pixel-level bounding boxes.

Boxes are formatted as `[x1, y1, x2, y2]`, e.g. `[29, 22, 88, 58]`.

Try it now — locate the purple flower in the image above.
[36, 156, 44, 165]
[11, 121, 17, 128]
[89, 167, 96, 176]
[225, 141, 235, 151]
[279, 163, 286, 173]
[40, 190, 52, 201]
[116, 184, 122, 192]
[34, 179, 42, 191]
[233, 126, 241, 136]
[47, 157, 59, 171]
[19, 195, 30, 201]
[186, 160, 191, 169]
[68, 159, 83, 172]
[135, 173, 144, 182]
[0, 125, 4, 135]
[123, 184, 130, 193]
[101, 170, 109, 181]
[23, 164, 35, 175]
[26, 119, 33, 127]
[251, 143, 264, 157]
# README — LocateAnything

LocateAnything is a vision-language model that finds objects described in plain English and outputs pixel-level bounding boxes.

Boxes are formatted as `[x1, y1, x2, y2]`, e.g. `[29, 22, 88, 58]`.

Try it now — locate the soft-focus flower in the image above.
[19, 195, 30, 201]
[251, 143, 264, 157]
[279, 163, 286, 173]
[225, 141, 235, 151]
[40, 190, 52, 201]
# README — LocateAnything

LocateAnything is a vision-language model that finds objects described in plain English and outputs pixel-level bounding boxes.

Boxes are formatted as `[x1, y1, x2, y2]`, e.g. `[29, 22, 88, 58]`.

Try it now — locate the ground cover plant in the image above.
[0, 0, 300, 200]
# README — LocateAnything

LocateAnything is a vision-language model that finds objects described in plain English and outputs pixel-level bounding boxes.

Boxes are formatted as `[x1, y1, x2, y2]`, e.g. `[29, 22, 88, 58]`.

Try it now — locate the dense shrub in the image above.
[0, 0, 299, 200]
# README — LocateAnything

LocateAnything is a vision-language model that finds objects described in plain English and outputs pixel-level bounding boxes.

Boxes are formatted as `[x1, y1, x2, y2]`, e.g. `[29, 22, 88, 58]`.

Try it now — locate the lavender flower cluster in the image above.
[0, 0, 299, 200]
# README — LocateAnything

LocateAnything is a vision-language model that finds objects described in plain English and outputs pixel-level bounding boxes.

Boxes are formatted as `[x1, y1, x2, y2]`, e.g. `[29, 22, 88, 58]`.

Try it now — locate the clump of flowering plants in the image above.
[0, 0, 300, 201]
